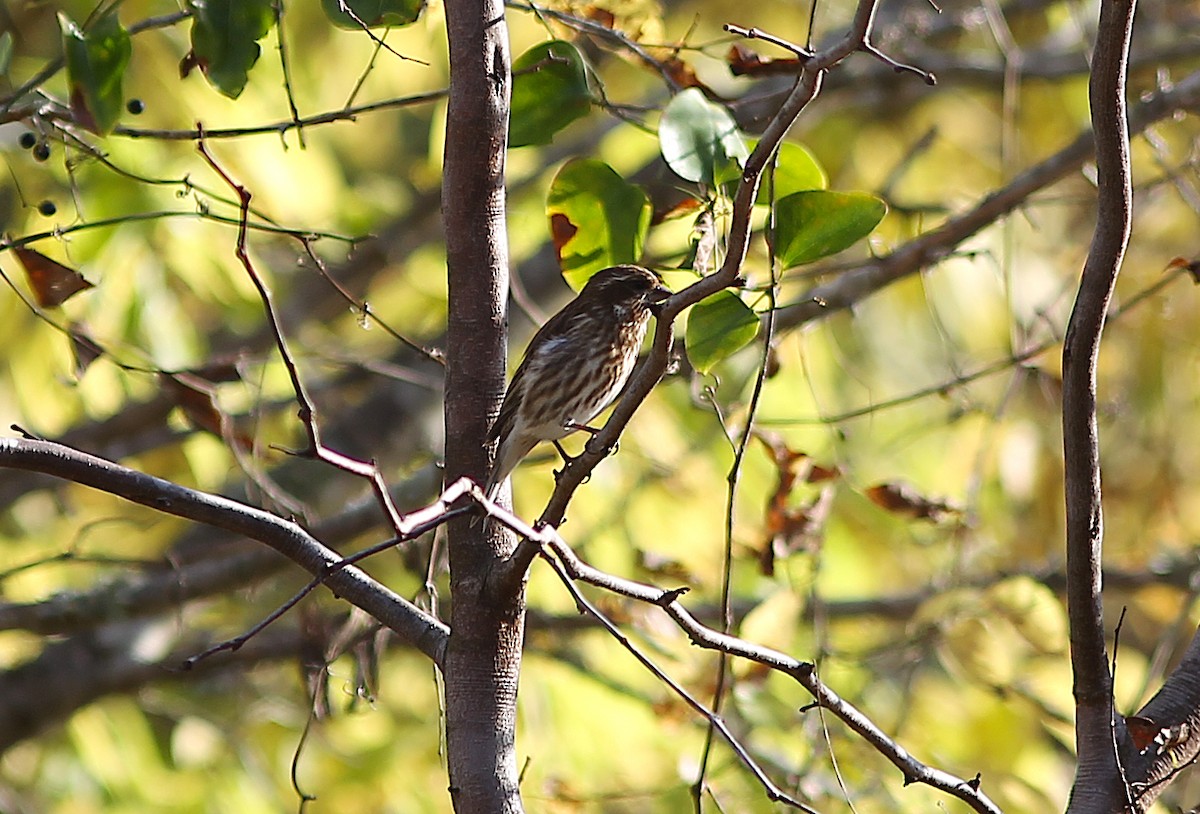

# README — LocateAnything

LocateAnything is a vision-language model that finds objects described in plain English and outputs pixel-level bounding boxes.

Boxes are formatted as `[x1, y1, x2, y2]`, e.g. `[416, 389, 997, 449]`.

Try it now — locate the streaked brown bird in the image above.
[485, 264, 672, 499]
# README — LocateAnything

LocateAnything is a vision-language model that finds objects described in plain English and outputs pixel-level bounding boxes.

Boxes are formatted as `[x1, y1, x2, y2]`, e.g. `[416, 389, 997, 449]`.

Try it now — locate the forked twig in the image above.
[195, 126, 410, 537]
[183, 478, 476, 668]
[474, 489, 1002, 814]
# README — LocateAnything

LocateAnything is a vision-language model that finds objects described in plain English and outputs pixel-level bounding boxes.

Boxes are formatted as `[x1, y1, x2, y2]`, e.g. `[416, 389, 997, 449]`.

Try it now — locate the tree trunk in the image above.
[441, 0, 525, 811]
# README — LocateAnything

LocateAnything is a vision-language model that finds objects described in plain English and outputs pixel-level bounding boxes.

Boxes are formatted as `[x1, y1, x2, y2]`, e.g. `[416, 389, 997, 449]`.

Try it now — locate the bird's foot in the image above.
[552, 439, 580, 482]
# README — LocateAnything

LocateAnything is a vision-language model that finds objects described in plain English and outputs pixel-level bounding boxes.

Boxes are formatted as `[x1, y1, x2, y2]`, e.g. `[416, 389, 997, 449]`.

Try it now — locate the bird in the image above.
[484, 264, 672, 500]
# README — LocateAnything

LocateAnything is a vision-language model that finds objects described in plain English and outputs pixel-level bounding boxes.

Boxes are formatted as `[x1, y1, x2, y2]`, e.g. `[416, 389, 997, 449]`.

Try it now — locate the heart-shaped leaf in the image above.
[546, 159, 651, 289]
[686, 290, 760, 374]
[659, 88, 748, 188]
[511, 41, 592, 148]
[773, 190, 886, 266]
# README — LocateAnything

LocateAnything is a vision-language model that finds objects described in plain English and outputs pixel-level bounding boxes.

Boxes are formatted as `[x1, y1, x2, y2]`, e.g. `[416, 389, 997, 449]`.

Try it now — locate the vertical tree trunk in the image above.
[441, 2, 525, 812]
[1062, 0, 1137, 811]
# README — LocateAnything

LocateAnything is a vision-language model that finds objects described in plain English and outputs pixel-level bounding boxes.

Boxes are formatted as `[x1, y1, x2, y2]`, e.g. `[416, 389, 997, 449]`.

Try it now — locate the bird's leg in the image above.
[552, 421, 618, 483]
[551, 439, 583, 482]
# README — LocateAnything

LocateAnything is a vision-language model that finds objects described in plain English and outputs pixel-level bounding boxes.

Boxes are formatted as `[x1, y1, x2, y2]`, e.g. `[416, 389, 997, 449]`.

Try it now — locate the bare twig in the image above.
[183, 479, 474, 668]
[538, 550, 818, 811]
[105, 91, 448, 141]
[471, 486, 1001, 813]
[273, 0, 307, 149]
[196, 128, 410, 538]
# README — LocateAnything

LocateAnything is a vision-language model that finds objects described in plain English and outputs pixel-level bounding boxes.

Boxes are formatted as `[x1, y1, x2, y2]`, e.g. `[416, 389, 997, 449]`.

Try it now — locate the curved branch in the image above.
[0, 438, 449, 666]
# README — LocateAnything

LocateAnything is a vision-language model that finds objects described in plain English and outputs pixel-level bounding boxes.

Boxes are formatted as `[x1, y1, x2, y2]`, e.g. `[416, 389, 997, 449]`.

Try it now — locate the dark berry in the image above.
[18, 132, 37, 150]
[37, 200, 56, 216]
[126, 98, 144, 115]
[32, 142, 50, 162]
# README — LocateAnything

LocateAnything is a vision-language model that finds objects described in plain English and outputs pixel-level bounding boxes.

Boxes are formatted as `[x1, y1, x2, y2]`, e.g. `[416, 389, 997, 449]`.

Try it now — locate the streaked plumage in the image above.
[485, 264, 671, 498]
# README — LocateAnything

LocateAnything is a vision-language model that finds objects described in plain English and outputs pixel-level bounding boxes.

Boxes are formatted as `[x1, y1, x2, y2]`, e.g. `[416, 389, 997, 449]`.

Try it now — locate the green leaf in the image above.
[60, 13, 130, 135]
[510, 41, 592, 148]
[755, 141, 827, 204]
[546, 159, 651, 290]
[773, 190, 887, 267]
[659, 88, 748, 187]
[321, 0, 425, 29]
[186, 0, 276, 99]
[686, 290, 760, 374]
[0, 32, 13, 76]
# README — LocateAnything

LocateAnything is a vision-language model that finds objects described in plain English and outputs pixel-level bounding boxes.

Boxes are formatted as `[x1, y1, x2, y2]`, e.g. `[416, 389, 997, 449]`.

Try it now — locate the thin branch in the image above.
[183, 481, 473, 668]
[696, 158, 784, 801]
[538, 550, 817, 811]
[273, 0, 307, 149]
[196, 129, 411, 538]
[772, 66, 1200, 336]
[472, 487, 1001, 813]
[101, 91, 448, 141]
[760, 265, 1186, 426]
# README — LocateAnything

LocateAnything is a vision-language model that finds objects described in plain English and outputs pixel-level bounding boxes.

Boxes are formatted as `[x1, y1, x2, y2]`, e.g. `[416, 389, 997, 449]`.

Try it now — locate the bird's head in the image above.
[580, 265, 672, 314]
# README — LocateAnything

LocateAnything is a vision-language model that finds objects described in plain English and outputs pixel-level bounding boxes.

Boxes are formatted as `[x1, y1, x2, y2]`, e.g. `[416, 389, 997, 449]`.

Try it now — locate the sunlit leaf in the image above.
[12, 247, 94, 307]
[685, 290, 759, 374]
[511, 41, 592, 148]
[773, 190, 886, 266]
[546, 158, 650, 289]
[659, 88, 748, 187]
[183, 0, 275, 99]
[755, 141, 827, 204]
[322, 0, 425, 28]
[61, 13, 131, 135]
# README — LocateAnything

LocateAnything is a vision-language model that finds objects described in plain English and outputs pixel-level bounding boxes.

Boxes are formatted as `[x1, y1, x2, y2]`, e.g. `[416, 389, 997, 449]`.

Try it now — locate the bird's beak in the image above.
[647, 285, 672, 315]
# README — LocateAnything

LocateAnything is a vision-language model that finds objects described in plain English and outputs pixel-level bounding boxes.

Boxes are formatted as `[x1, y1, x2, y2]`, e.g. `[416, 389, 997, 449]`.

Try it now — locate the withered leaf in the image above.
[68, 323, 103, 378]
[12, 246, 94, 307]
[162, 372, 252, 450]
[866, 481, 961, 523]
[726, 44, 803, 77]
[755, 431, 840, 574]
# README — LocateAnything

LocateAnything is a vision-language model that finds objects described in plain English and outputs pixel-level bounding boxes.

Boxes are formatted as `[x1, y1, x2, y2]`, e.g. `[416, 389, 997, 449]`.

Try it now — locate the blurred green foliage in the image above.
[1, 0, 1200, 811]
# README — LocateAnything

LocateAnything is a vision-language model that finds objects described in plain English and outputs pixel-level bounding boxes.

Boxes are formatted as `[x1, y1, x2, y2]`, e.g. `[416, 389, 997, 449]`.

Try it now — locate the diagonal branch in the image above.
[493, 0, 930, 595]
[773, 65, 1200, 335]
[474, 488, 1002, 813]
[0, 437, 449, 665]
